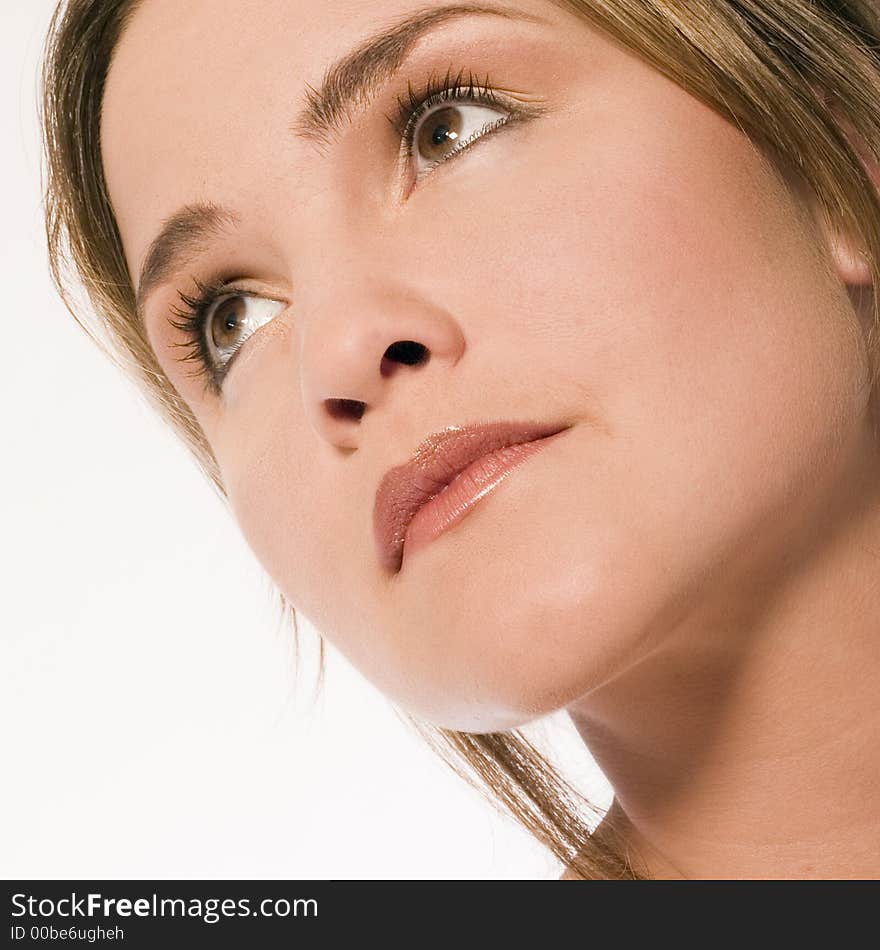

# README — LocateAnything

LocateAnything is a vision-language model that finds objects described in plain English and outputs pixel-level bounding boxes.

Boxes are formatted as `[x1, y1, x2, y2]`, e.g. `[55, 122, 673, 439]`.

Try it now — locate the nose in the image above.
[299, 276, 467, 448]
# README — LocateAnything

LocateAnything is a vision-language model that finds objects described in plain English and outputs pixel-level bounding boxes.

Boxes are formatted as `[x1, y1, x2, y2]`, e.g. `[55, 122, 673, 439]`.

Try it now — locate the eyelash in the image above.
[391, 66, 516, 179]
[168, 277, 255, 399]
[171, 67, 527, 397]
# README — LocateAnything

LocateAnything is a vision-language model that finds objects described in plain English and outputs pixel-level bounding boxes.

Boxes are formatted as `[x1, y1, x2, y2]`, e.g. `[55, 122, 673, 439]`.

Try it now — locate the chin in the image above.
[374, 538, 677, 734]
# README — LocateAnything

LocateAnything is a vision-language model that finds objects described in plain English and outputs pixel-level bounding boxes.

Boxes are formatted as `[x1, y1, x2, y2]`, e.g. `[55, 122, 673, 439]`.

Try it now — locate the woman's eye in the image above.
[168, 286, 287, 398]
[392, 71, 548, 189]
[406, 98, 511, 183]
[204, 294, 284, 369]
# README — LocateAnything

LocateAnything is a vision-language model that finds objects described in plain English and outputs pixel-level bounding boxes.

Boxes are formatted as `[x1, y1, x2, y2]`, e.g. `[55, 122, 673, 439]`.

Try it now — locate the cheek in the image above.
[217, 395, 336, 625]
[462, 74, 863, 478]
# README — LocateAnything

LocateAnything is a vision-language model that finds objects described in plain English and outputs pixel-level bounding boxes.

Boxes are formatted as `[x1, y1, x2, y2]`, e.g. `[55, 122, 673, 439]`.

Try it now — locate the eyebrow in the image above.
[135, 2, 542, 317]
[135, 202, 239, 319]
[292, 2, 542, 146]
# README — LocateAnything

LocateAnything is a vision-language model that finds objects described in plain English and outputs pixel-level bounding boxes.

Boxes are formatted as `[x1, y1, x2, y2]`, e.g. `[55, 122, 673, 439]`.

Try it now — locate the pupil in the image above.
[432, 123, 450, 145]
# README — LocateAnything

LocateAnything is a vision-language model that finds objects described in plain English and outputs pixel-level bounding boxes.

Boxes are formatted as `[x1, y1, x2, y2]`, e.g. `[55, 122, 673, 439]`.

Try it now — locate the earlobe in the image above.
[826, 226, 873, 288]
[826, 112, 878, 288]
[805, 86, 878, 288]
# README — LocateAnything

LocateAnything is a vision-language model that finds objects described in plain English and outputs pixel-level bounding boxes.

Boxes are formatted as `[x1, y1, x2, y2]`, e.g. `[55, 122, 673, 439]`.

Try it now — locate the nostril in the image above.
[326, 398, 366, 422]
[385, 340, 428, 364]
[381, 340, 428, 377]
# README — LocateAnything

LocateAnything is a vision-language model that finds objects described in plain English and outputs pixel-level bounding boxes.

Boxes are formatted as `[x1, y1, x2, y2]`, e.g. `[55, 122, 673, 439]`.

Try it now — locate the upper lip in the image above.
[373, 419, 570, 573]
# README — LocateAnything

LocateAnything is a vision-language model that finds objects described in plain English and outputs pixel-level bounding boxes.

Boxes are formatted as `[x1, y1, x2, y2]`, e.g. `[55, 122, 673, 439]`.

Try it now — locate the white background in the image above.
[1, 0, 610, 879]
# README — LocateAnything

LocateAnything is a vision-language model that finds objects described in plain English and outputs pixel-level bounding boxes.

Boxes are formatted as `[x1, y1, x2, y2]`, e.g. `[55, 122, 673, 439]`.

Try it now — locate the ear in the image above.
[826, 224, 873, 288]
[814, 96, 878, 288]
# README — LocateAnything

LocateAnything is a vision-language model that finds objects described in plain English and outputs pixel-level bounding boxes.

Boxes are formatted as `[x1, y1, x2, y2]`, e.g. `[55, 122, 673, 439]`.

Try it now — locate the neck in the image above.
[567, 420, 880, 879]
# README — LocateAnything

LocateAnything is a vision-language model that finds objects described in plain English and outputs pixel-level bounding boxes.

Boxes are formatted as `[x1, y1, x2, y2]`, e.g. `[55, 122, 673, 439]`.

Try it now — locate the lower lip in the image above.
[402, 429, 568, 563]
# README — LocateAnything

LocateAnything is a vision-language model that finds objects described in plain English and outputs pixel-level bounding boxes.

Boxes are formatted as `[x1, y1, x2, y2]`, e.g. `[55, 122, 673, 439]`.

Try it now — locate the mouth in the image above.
[373, 419, 572, 574]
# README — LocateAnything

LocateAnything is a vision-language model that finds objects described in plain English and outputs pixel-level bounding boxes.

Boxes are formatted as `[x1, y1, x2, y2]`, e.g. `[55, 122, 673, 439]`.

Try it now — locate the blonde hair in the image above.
[41, 0, 880, 879]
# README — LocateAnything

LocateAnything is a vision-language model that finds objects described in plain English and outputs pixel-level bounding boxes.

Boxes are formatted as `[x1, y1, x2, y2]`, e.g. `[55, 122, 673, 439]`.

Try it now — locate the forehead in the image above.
[100, 0, 569, 284]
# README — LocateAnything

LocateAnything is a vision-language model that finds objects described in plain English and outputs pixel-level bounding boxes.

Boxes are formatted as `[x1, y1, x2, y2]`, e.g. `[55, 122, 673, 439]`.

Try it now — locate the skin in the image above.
[101, 0, 880, 877]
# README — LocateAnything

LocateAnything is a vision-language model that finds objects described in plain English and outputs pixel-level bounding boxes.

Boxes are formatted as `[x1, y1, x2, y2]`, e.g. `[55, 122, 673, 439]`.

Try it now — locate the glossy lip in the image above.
[373, 419, 572, 574]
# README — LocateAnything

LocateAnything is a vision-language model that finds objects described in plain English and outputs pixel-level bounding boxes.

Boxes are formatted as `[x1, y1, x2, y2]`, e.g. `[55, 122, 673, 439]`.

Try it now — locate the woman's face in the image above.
[101, 0, 873, 730]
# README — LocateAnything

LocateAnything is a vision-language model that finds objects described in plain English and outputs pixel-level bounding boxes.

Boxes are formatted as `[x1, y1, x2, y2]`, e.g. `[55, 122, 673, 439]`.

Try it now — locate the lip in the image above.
[373, 420, 572, 574]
